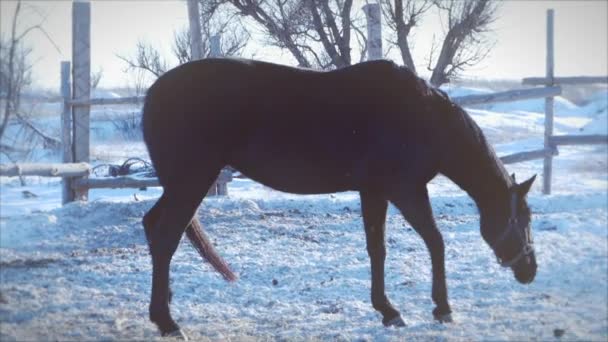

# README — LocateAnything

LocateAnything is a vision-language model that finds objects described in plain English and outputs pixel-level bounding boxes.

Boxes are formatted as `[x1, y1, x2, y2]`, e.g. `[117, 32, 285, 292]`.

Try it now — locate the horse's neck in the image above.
[447, 159, 510, 213]
[439, 117, 512, 214]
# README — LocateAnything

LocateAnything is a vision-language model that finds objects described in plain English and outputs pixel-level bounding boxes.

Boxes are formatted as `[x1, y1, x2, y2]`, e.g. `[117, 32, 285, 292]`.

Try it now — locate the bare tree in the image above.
[308, 0, 354, 67]
[223, 0, 314, 67]
[117, 40, 168, 78]
[222, 0, 366, 69]
[118, 1, 248, 79]
[1, 1, 63, 161]
[0, 1, 31, 143]
[382, 0, 498, 86]
[91, 67, 103, 90]
[199, 1, 249, 57]
[428, 0, 498, 86]
[381, 0, 432, 73]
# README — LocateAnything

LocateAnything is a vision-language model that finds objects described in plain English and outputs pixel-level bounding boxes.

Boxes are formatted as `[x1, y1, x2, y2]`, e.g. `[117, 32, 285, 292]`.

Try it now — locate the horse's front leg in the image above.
[390, 186, 452, 323]
[360, 192, 405, 327]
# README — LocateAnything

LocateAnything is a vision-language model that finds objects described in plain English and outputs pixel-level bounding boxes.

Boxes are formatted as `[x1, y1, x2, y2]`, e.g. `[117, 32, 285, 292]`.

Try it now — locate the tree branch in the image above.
[429, 0, 498, 86]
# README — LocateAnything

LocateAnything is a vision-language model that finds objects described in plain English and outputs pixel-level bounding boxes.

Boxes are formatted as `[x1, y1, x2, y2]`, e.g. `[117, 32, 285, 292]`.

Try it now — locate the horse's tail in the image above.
[185, 217, 237, 282]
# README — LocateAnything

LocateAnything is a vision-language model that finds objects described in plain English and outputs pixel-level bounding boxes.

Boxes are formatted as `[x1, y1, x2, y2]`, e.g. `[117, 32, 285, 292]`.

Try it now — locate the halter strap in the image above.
[492, 191, 534, 268]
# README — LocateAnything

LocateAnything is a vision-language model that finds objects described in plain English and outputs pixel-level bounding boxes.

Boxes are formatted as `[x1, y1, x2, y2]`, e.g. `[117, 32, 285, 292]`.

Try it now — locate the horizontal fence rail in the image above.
[499, 148, 558, 165]
[0, 163, 233, 192]
[72, 170, 233, 190]
[72, 176, 161, 190]
[549, 134, 608, 146]
[0, 163, 90, 177]
[452, 86, 562, 106]
[522, 76, 608, 85]
[0, 95, 63, 103]
[69, 95, 145, 107]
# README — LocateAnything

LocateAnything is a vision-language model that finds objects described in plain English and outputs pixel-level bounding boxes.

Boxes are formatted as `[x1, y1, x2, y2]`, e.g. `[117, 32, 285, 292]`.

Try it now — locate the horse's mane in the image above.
[394, 65, 513, 193]
[449, 102, 513, 193]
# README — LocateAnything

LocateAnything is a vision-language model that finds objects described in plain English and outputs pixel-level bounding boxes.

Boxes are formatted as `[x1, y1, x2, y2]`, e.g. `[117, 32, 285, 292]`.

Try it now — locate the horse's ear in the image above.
[516, 174, 536, 197]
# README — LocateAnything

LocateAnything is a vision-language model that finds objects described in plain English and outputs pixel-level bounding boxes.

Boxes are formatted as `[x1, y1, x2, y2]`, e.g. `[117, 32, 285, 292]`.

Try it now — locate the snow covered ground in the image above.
[1, 88, 606, 341]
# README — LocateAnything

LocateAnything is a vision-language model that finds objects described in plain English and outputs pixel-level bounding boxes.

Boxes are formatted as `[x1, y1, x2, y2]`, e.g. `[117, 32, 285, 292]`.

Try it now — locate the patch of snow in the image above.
[579, 112, 608, 135]
[580, 90, 608, 117]
[0, 190, 606, 341]
[484, 95, 579, 116]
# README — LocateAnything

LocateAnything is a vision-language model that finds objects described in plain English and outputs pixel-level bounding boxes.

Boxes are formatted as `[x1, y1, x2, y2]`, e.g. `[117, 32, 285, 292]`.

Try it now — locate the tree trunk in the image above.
[393, 0, 416, 72]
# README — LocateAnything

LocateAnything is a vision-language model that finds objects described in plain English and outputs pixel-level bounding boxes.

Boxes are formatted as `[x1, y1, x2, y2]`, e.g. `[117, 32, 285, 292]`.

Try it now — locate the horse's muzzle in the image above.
[512, 252, 537, 284]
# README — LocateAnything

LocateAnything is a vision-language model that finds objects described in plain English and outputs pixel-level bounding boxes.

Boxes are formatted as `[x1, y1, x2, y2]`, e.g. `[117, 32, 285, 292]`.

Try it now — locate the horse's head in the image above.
[481, 174, 537, 284]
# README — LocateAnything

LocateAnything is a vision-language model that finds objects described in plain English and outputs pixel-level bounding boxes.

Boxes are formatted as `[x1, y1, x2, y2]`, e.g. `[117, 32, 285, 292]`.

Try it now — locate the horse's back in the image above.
[142, 58, 439, 193]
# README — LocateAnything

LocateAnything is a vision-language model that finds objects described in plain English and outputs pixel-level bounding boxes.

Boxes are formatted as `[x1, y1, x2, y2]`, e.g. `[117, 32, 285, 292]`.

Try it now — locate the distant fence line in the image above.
[1, 6, 607, 201]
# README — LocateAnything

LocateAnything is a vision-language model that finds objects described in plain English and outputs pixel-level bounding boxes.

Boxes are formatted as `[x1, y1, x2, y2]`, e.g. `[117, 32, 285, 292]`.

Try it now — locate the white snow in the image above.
[1, 86, 606, 341]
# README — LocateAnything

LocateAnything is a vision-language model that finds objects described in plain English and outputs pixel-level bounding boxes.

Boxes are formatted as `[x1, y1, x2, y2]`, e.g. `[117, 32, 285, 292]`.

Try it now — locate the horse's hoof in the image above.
[435, 313, 453, 323]
[162, 329, 188, 340]
[383, 316, 406, 327]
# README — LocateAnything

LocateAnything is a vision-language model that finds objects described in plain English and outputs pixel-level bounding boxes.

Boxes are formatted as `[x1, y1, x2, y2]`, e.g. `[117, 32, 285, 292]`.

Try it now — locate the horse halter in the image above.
[491, 192, 534, 268]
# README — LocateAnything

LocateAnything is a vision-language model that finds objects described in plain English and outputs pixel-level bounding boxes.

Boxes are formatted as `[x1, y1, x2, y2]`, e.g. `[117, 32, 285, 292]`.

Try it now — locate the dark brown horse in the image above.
[142, 58, 537, 338]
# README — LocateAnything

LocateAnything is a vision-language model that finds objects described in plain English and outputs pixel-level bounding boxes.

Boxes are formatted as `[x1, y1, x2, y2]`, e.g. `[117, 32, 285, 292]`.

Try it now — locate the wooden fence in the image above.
[1, 1, 229, 204]
[520, 9, 608, 194]
[1, 5, 606, 201]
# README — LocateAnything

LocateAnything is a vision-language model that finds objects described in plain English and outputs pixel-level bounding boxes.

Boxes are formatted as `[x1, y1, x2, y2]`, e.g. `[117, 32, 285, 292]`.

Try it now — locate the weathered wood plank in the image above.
[452, 86, 561, 106]
[72, 0, 91, 200]
[70, 96, 145, 107]
[499, 148, 557, 165]
[73, 170, 233, 191]
[61, 61, 75, 204]
[362, 3, 382, 60]
[209, 35, 221, 57]
[523, 76, 608, 85]
[187, 0, 203, 60]
[550, 134, 608, 146]
[0, 163, 90, 177]
[73, 176, 160, 189]
[543, 9, 555, 195]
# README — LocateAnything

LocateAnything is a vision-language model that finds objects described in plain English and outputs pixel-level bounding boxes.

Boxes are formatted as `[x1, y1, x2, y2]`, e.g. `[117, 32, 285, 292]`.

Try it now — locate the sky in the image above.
[1, 0, 607, 90]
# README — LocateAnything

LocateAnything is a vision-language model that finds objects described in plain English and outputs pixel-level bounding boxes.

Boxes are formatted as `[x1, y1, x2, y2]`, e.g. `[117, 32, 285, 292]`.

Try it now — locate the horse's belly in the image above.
[231, 158, 357, 194]
[228, 140, 363, 194]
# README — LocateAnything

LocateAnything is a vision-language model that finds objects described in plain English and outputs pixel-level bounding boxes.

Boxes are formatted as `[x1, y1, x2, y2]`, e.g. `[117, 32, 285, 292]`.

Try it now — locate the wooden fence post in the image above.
[187, 0, 203, 60]
[61, 61, 74, 204]
[72, 0, 91, 201]
[543, 9, 555, 195]
[186, 1, 223, 195]
[362, 3, 382, 60]
[207, 34, 225, 195]
[209, 35, 221, 58]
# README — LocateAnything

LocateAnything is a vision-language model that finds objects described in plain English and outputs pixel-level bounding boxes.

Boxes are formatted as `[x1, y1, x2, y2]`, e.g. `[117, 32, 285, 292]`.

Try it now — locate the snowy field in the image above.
[1, 88, 607, 341]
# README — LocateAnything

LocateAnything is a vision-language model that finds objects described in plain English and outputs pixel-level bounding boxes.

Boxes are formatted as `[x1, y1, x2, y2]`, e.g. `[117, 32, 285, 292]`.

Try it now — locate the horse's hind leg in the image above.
[143, 193, 165, 248]
[360, 192, 405, 327]
[143, 170, 220, 338]
[390, 186, 452, 323]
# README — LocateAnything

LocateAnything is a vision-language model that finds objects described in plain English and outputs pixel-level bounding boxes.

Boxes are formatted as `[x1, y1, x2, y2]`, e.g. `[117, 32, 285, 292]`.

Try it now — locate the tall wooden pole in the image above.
[209, 35, 221, 58]
[72, 0, 91, 201]
[61, 61, 74, 204]
[543, 9, 555, 195]
[187, 1, 226, 196]
[187, 0, 203, 60]
[362, 3, 382, 60]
